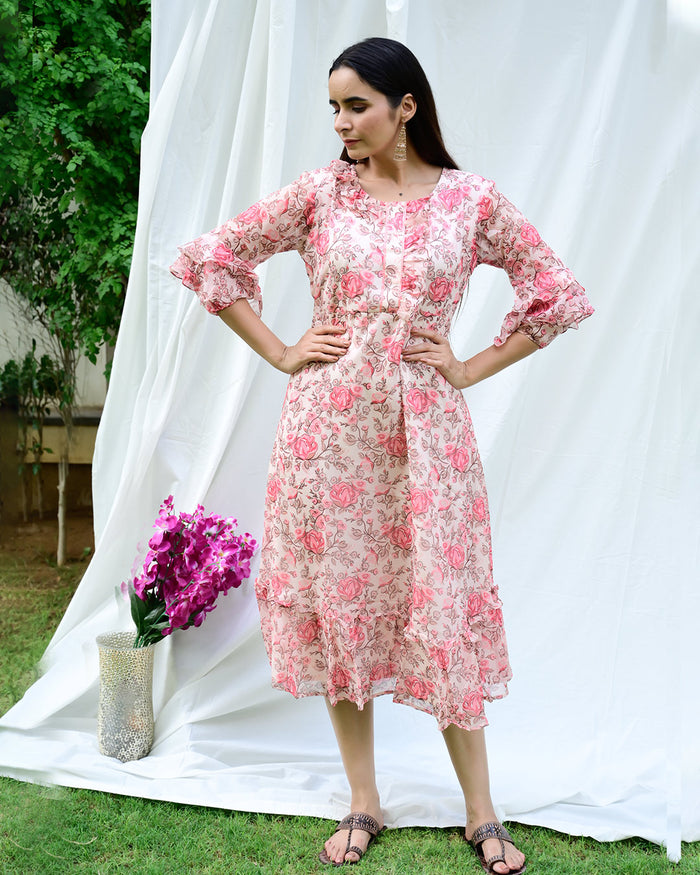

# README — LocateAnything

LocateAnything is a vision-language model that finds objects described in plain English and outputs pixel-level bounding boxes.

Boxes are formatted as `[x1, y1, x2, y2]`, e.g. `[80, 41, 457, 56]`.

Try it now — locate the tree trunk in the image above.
[35, 464, 45, 520]
[34, 422, 45, 519]
[57, 453, 68, 566]
[56, 405, 73, 567]
[16, 424, 29, 522]
[20, 467, 29, 523]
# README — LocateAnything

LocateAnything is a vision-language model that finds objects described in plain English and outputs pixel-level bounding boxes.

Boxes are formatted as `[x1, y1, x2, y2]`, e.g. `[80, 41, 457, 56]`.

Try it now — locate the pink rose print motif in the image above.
[329, 482, 363, 508]
[297, 618, 320, 644]
[413, 586, 436, 608]
[410, 489, 434, 515]
[330, 666, 351, 690]
[329, 384, 362, 412]
[472, 497, 487, 522]
[296, 529, 325, 554]
[525, 293, 557, 318]
[289, 434, 318, 459]
[405, 676, 436, 701]
[309, 228, 330, 255]
[370, 663, 395, 681]
[445, 443, 471, 472]
[381, 336, 405, 365]
[267, 573, 291, 600]
[377, 432, 408, 458]
[337, 576, 366, 600]
[468, 592, 485, 615]
[385, 524, 413, 551]
[520, 223, 541, 246]
[405, 387, 439, 415]
[237, 202, 263, 224]
[266, 477, 283, 501]
[534, 272, 556, 292]
[444, 543, 466, 569]
[341, 270, 376, 298]
[428, 277, 453, 302]
[347, 624, 366, 648]
[437, 188, 463, 211]
[463, 691, 484, 715]
[477, 195, 493, 221]
[430, 646, 451, 672]
[212, 244, 235, 264]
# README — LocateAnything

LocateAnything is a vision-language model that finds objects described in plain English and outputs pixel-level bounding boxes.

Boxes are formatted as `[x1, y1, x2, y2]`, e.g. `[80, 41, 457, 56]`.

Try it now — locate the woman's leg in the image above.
[442, 725, 526, 874]
[322, 698, 384, 864]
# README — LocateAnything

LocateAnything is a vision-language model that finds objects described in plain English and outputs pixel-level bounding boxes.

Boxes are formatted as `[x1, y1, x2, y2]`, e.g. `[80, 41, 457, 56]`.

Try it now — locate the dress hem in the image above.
[267, 677, 508, 732]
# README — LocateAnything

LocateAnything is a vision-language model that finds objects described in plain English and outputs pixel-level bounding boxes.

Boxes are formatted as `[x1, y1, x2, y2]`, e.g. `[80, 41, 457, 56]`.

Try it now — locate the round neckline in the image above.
[348, 164, 446, 206]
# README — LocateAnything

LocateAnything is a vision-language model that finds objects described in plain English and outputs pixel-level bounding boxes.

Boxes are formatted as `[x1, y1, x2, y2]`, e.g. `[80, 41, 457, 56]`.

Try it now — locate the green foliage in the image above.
[0, 343, 70, 417]
[129, 587, 168, 648]
[0, 345, 66, 492]
[0, 0, 150, 367]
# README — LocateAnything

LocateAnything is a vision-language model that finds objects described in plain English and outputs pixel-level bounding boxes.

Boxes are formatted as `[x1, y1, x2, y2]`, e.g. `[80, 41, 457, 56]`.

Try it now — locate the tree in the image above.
[0, 344, 67, 521]
[0, 0, 150, 562]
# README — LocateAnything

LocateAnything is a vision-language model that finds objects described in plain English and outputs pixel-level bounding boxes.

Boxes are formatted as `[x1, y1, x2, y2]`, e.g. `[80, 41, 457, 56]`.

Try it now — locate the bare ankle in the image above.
[466, 802, 498, 830]
[350, 791, 382, 816]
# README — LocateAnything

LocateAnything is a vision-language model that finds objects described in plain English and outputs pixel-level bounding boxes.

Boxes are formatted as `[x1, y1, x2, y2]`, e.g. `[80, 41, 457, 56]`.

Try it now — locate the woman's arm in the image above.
[475, 183, 593, 349]
[402, 327, 538, 390]
[218, 298, 349, 375]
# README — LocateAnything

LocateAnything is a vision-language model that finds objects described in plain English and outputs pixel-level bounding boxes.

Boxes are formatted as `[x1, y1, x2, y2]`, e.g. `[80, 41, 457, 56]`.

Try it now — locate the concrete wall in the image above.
[0, 281, 104, 521]
[0, 279, 109, 409]
[0, 408, 95, 522]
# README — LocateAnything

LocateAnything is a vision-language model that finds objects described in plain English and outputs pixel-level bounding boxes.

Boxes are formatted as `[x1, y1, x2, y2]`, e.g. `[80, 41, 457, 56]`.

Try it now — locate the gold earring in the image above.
[393, 122, 407, 161]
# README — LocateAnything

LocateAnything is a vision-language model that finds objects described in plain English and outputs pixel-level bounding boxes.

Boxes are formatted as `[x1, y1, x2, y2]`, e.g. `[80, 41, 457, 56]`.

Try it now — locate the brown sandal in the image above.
[319, 812, 382, 866]
[466, 821, 526, 874]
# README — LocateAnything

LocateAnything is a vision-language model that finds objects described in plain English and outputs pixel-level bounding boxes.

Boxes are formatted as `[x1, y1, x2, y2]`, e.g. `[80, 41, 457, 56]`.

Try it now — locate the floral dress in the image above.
[171, 160, 593, 731]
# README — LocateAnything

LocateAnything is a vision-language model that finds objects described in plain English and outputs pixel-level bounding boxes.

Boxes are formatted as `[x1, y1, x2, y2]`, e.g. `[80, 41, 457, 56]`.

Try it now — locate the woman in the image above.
[171, 37, 592, 874]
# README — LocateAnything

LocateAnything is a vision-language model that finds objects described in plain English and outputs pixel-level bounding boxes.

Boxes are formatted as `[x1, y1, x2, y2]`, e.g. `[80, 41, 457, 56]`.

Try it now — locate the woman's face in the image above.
[328, 66, 407, 161]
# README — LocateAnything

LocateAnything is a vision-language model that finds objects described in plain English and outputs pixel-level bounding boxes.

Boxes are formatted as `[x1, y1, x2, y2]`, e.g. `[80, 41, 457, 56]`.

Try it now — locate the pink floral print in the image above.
[171, 160, 593, 730]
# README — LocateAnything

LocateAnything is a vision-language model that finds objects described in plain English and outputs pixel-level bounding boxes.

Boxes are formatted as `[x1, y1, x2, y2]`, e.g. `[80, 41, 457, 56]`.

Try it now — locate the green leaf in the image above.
[0, 0, 149, 381]
[129, 591, 148, 629]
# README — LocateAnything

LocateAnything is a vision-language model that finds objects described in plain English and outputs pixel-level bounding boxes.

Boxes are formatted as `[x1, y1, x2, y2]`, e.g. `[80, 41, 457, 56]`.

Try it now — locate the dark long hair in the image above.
[329, 37, 459, 170]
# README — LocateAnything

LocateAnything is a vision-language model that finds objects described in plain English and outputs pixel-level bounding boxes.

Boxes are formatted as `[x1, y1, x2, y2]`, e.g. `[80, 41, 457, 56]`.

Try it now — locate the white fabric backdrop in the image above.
[2, 0, 699, 862]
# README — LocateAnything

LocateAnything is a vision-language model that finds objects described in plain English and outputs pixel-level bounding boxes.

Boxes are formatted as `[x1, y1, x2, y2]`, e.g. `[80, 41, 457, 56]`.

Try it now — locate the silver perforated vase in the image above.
[96, 631, 157, 762]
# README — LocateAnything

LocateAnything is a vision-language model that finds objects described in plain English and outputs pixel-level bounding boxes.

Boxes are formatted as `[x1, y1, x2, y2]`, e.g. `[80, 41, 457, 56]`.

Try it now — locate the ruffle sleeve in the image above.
[474, 182, 594, 348]
[170, 170, 318, 315]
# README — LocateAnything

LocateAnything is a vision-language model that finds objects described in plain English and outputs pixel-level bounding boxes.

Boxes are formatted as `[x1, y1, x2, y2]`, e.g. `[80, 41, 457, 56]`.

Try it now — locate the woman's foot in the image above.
[464, 821, 526, 874]
[320, 801, 384, 865]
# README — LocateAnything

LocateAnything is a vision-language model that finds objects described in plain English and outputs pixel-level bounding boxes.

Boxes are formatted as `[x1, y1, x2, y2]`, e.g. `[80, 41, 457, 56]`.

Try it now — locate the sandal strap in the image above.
[335, 812, 381, 837]
[468, 821, 526, 875]
[484, 846, 507, 867]
[471, 821, 514, 846]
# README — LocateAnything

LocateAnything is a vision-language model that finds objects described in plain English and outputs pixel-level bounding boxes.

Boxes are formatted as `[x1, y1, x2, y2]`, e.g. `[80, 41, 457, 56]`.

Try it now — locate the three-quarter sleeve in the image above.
[474, 182, 594, 348]
[170, 171, 317, 315]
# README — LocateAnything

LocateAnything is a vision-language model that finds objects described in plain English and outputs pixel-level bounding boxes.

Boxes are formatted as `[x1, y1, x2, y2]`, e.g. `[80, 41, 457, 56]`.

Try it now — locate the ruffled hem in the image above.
[256, 574, 507, 647]
[256, 599, 511, 732]
[170, 245, 262, 315]
[269, 679, 493, 732]
[494, 281, 595, 348]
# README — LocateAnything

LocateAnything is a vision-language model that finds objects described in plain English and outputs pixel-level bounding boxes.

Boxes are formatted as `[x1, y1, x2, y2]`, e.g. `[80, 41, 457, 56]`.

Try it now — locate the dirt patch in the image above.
[0, 511, 95, 587]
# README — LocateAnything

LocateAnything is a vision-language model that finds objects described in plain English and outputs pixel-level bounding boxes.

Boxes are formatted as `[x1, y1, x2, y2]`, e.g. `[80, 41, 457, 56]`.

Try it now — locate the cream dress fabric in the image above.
[171, 159, 593, 730]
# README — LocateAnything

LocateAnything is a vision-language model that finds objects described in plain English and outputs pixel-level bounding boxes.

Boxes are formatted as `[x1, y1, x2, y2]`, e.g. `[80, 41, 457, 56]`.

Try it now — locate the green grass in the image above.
[0, 551, 82, 715]
[1, 542, 698, 873]
[0, 787, 697, 874]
